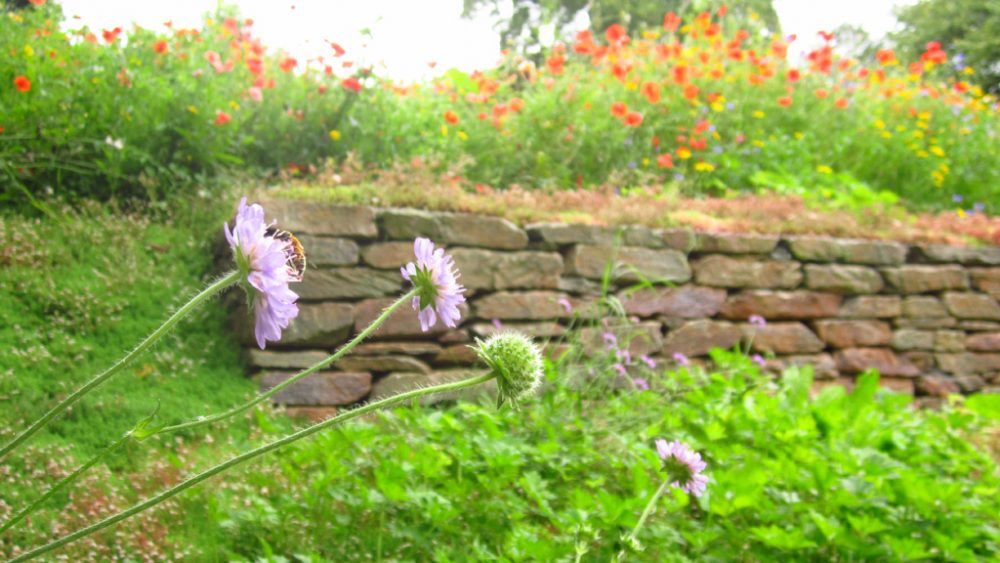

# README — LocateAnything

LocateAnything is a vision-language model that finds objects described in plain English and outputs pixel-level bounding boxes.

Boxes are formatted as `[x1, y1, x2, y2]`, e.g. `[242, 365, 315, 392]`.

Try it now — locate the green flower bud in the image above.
[472, 331, 544, 409]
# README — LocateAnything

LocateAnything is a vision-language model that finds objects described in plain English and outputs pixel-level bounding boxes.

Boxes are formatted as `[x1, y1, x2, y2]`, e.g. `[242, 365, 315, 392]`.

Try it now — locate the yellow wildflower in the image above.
[816, 165, 833, 175]
[694, 162, 715, 172]
[329, 129, 341, 141]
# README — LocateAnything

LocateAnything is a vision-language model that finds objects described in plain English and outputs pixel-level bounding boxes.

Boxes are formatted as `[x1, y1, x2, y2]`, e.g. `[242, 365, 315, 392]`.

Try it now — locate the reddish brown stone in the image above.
[769, 353, 839, 379]
[662, 320, 741, 357]
[814, 320, 891, 348]
[661, 228, 697, 251]
[621, 286, 727, 318]
[335, 355, 431, 373]
[473, 291, 572, 320]
[811, 377, 856, 395]
[720, 291, 842, 320]
[361, 242, 414, 269]
[891, 329, 934, 351]
[746, 322, 824, 354]
[880, 377, 916, 395]
[966, 333, 1000, 351]
[881, 266, 969, 294]
[916, 375, 961, 397]
[902, 296, 949, 318]
[694, 256, 802, 289]
[902, 351, 935, 371]
[834, 348, 920, 377]
[941, 292, 1000, 320]
[439, 330, 471, 343]
[838, 296, 902, 319]
[581, 322, 663, 357]
[259, 371, 372, 406]
[969, 268, 1000, 299]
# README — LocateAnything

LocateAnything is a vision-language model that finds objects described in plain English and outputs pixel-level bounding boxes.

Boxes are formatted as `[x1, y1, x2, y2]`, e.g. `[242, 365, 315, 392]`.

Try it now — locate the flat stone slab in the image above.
[814, 320, 891, 348]
[352, 341, 443, 356]
[942, 292, 1000, 320]
[295, 235, 359, 267]
[260, 371, 371, 406]
[694, 256, 802, 289]
[621, 285, 726, 318]
[744, 322, 824, 354]
[281, 302, 354, 346]
[525, 223, 615, 246]
[370, 370, 497, 405]
[248, 349, 330, 369]
[804, 265, 884, 294]
[915, 245, 1000, 266]
[297, 268, 402, 300]
[565, 245, 691, 283]
[473, 291, 573, 320]
[838, 296, 901, 319]
[694, 233, 779, 254]
[262, 199, 377, 237]
[720, 290, 842, 320]
[450, 248, 563, 290]
[354, 297, 466, 337]
[335, 355, 431, 373]
[834, 348, 920, 377]
[786, 237, 907, 265]
[882, 266, 969, 294]
[662, 320, 741, 357]
[380, 208, 527, 249]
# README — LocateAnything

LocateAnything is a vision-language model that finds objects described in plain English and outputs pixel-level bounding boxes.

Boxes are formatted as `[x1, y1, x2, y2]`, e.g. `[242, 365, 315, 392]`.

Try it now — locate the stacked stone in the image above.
[238, 199, 1000, 416]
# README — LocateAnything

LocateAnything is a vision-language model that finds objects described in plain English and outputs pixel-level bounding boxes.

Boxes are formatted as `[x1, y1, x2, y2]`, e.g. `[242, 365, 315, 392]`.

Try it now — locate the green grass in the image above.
[0, 198, 255, 457]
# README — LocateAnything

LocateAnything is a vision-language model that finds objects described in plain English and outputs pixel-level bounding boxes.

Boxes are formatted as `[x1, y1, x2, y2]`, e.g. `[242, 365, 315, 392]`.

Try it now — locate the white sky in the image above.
[57, 0, 918, 82]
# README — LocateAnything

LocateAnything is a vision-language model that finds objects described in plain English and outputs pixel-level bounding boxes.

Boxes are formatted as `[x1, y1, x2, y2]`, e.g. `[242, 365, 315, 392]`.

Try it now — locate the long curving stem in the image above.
[12, 372, 496, 562]
[0, 270, 241, 461]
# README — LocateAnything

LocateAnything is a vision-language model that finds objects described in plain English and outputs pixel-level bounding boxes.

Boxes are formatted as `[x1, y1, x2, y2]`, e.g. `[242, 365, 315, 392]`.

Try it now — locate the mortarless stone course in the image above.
[228, 201, 1000, 406]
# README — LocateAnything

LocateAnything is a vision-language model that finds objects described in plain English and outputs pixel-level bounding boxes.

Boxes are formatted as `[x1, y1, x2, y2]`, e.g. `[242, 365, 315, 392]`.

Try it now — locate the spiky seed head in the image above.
[472, 331, 544, 409]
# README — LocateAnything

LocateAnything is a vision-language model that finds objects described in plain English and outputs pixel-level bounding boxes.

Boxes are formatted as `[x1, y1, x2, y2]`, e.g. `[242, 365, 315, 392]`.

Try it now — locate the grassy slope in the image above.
[0, 199, 255, 457]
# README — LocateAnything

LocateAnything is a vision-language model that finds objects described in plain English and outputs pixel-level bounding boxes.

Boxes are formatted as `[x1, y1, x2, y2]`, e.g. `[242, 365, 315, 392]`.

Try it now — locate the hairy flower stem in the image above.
[0, 289, 417, 537]
[615, 477, 672, 562]
[159, 287, 417, 435]
[0, 433, 130, 535]
[12, 371, 496, 562]
[0, 270, 241, 461]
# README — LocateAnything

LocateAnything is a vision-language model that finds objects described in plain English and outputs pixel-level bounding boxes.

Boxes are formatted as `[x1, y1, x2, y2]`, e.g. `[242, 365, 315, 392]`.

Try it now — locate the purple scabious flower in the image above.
[557, 297, 573, 314]
[672, 352, 690, 366]
[749, 314, 767, 327]
[752, 354, 767, 368]
[401, 237, 466, 331]
[640, 354, 657, 369]
[655, 439, 708, 497]
[225, 197, 301, 349]
[633, 377, 650, 391]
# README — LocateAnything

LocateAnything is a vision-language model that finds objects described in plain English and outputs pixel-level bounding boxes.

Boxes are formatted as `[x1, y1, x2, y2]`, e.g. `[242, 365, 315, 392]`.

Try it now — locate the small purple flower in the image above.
[952, 194, 964, 203]
[225, 197, 301, 350]
[491, 318, 503, 330]
[616, 348, 632, 365]
[640, 354, 657, 369]
[557, 297, 573, 314]
[749, 315, 767, 327]
[633, 377, 650, 391]
[603, 331, 618, 348]
[401, 237, 466, 331]
[655, 439, 708, 497]
[627, 161, 638, 170]
[974, 202, 985, 212]
[673, 173, 685, 182]
[613, 363, 628, 377]
[752, 354, 766, 368]
[672, 352, 690, 366]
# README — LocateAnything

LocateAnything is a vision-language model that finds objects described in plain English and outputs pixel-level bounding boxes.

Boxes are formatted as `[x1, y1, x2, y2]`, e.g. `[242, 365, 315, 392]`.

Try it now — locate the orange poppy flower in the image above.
[153, 40, 168, 54]
[663, 12, 681, 32]
[834, 98, 849, 109]
[509, 97, 525, 112]
[818, 30, 834, 42]
[330, 42, 346, 57]
[777, 96, 793, 107]
[29, 0, 46, 5]
[341, 77, 362, 92]
[214, 111, 231, 125]
[280, 57, 297, 72]
[13, 75, 30, 92]
[786, 69, 800, 83]
[683, 84, 699, 100]
[641, 81, 660, 104]
[624, 111, 643, 127]
[443, 110, 459, 125]
[814, 88, 829, 99]
[102, 27, 122, 44]
[611, 101, 628, 117]
[605, 24, 629, 47]
[657, 153, 674, 168]
[693, 120, 710, 135]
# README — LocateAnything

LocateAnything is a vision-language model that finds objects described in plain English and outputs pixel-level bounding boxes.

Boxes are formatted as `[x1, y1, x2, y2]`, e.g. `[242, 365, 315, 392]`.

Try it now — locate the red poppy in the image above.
[672, 65, 688, 84]
[605, 24, 629, 47]
[13, 75, 30, 92]
[817, 30, 834, 42]
[690, 138, 707, 151]
[683, 84, 699, 101]
[443, 110, 459, 125]
[280, 57, 297, 72]
[329, 41, 346, 57]
[657, 153, 674, 168]
[717, 5, 728, 17]
[777, 96, 793, 107]
[693, 120, 710, 135]
[29, 0, 46, 5]
[509, 97, 525, 112]
[341, 77, 362, 92]
[214, 111, 231, 125]
[663, 11, 681, 32]
[641, 81, 660, 104]
[0, 126, 5, 133]
[834, 97, 849, 109]
[102, 27, 122, 44]
[814, 88, 829, 99]
[875, 49, 895, 65]
[153, 40, 168, 54]
[547, 53, 565, 75]
[786, 69, 800, 82]
[477, 112, 487, 121]
[624, 111, 643, 127]
[610, 101, 628, 117]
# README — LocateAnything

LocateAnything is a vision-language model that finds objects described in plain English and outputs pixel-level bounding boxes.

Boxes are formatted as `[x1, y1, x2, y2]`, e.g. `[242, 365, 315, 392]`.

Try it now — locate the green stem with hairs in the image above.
[12, 372, 496, 562]
[0, 270, 241, 461]
[159, 287, 417, 435]
[615, 477, 672, 562]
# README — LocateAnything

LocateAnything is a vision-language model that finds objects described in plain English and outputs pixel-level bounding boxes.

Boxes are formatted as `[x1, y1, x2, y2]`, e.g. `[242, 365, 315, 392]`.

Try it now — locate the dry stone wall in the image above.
[234, 199, 1000, 416]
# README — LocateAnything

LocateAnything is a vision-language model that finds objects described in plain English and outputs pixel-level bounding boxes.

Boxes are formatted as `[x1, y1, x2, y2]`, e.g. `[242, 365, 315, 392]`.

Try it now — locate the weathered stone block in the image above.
[248, 349, 330, 370]
[804, 265, 884, 294]
[915, 245, 1000, 265]
[694, 233, 779, 254]
[284, 407, 338, 422]
[434, 344, 480, 366]
[354, 297, 464, 338]
[565, 245, 691, 283]
[814, 320, 891, 348]
[352, 341, 443, 356]
[473, 291, 572, 320]
[941, 292, 1000, 320]
[361, 242, 414, 269]
[903, 351, 935, 371]
[370, 370, 496, 405]
[525, 223, 614, 246]
[693, 256, 802, 289]
[297, 268, 402, 300]
[958, 321, 1000, 332]
[894, 317, 958, 329]
[936, 353, 1000, 375]
[660, 228, 697, 251]
[745, 322, 824, 354]
[450, 248, 563, 290]
[902, 296, 948, 318]
[380, 208, 527, 249]
[662, 320, 741, 357]
[916, 374, 961, 397]
[581, 322, 663, 357]
[720, 290, 841, 320]
[882, 266, 969, 294]
[880, 377, 915, 395]
[622, 226, 665, 248]
[955, 375, 987, 393]
[768, 353, 839, 379]
[557, 276, 603, 295]
[969, 268, 1000, 299]
[838, 296, 902, 318]
[336, 355, 431, 373]
[259, 371, 371, 405]
[834, 348, 920, 377]
[281, 303, 353, 346]
[621, 286, 727, 318]
[786, 237, 906, 265]
[934, 330, 966, 352]
[966, 333, 1000, 352]
[296, 235, 359, 267]
[891, 330, 934, 351]
[471, 322, 565, 338]
[262, 199, 377, 237]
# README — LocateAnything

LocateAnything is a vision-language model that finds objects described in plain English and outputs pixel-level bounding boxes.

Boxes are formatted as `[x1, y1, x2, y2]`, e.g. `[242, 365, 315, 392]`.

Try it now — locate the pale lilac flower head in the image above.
[672, 352, 690, 366]
[749, 314, 767, 327]
[225, 197, 302, 349]
[613, 363, 628, 377]
[557, 297, 573, 314]
[401, 237, 466, 331]
[602, 331, 618, 348]
[752, 354, 767, 368]
[640, 354, 657, 369]
[633, 377, 650, 391]
[654, 439, 708, 497]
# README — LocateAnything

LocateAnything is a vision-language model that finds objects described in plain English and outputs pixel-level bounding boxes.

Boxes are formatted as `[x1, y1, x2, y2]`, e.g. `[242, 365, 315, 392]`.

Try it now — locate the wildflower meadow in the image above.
[2, 0, 1000, 561]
